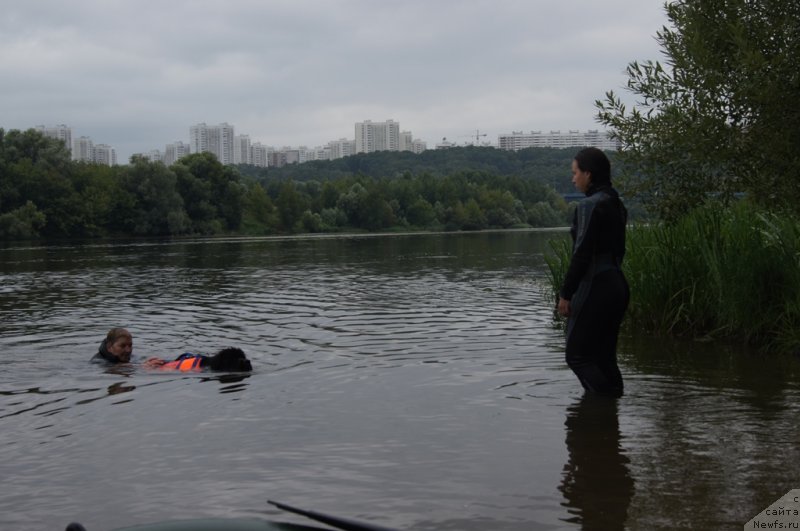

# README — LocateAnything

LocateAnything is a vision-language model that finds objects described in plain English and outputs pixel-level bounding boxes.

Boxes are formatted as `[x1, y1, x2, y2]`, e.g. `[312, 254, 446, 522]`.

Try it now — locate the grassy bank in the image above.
[545, 202, 800, 354]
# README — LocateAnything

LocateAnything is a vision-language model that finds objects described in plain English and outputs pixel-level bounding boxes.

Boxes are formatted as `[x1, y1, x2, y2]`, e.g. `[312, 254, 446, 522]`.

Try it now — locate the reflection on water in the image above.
[559, 396, 634, 531]
[106, 382, 136, 396]
[202, 373, 252, 394]
[1, 231, 799, 530]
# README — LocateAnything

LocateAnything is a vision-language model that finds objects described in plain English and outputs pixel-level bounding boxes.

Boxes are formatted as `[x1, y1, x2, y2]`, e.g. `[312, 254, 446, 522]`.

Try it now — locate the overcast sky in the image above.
[1, 1, 669, 161]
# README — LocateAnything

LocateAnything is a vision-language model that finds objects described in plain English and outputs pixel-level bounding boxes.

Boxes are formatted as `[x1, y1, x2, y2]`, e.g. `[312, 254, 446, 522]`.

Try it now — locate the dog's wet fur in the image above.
[206, 347, 253, 372]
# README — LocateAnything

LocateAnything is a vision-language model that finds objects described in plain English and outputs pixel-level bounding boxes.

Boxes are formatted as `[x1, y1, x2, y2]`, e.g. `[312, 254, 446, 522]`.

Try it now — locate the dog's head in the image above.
[208, 347, 252, 372]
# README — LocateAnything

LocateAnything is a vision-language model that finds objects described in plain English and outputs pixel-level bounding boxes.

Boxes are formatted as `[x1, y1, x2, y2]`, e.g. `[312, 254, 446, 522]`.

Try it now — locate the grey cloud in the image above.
[1, 0, 668, 160]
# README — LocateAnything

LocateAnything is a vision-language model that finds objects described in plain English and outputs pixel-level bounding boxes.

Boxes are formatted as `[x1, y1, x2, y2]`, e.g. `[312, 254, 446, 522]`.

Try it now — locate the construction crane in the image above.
[459, 129, 488, 145]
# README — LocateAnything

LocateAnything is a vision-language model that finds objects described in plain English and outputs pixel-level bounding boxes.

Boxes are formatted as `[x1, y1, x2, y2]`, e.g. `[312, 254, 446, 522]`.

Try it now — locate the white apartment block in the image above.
[313, 146, 331, 161]
[190, 122, 235, 164]
[93, 144, 117, 166]
[250, 143, 269, 168]
[189, 123, 209, 154]
[145, 150, 163, 163]
[400, 131, 427, 154]
[234, 135, 251, 165]
[72, 136, 94, 162]
[355, 119, 401, 153]
[497, 130, 620, 151]
[411, 139, 427, 154]
[36, 124, 73, 153]
[328, 138, 356, 160]
[399, 131, 413, 152]
[71, 136, 117, 165]
[164, 141, 190, 166]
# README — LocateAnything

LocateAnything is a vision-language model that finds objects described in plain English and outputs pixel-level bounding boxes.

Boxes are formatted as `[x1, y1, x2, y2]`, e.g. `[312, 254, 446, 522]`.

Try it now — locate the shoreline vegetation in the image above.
[0, 128, 578, 240]
[546, 201, 800, 356]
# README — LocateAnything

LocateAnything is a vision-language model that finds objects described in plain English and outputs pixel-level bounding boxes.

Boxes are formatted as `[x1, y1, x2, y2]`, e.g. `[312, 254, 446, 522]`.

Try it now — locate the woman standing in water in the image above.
[558, 147, 629, 397]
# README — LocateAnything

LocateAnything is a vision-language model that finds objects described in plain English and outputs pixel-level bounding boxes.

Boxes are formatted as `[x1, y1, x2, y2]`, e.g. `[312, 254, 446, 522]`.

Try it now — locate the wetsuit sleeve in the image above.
[560, 199, 599, 300]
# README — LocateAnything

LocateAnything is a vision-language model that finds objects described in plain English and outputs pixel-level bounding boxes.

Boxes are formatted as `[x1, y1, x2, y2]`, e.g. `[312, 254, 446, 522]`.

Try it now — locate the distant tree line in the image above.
[0, 128, 581, 240]
[238, 145, 585, 194]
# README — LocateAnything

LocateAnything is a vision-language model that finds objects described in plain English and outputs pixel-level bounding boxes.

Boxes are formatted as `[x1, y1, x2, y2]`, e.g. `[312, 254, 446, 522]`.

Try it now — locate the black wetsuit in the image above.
[91, 339, 124, 364]
[560, 183, 629, 397]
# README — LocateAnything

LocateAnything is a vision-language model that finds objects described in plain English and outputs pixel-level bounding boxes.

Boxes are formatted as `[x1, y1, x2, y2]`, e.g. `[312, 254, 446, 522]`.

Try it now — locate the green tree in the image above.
[463, 198, 487, 230]
[0, 129, 83, 237]
[70, 163, 118, 237]
[0, 201, 46, 239]
[320, 207, 347, 230]
[597, 0, 800, 220]
[276, 180, 307, 231]
[526, 201, 563, 227]
[406, 197, 437, 227]
[120, 158, 190, 235]
[173, 164, 217, 232]
[175, 153, 245, 231]
[479, 188, 522, 228]
[241, 182, 278, 234]
[301, 210, 323, 232]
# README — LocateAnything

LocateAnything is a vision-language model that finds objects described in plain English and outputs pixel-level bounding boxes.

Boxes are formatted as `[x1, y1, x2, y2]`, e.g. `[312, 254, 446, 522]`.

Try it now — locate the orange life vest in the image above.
[160, 354, 204, 372]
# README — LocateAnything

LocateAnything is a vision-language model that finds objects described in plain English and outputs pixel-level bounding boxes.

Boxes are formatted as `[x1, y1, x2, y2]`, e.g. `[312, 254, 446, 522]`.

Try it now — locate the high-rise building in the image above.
[355, 119, 400, 154]
[164, 141, 190, 166]
[190, 122, 235, 164]
[283, 148, 301, 165]
[71, 136, 117, 165]
[212, 123, 235, 165]
[312, 146, 330, 161]
[399, 131, 413, 152]
[399, 131, 427, 154]
[497, 130, 620, 151]
[72, 136, 94, 162]
[234, 135, 251, 165]
[189, 123, 209, 154]
[93, 144, 117, 166]
[36, 124, 73, 154]
[144, 150, 163, 163]
[328, 138, 356, 160]
[268, 150, 288, 168]
[250, 143, 269, 168]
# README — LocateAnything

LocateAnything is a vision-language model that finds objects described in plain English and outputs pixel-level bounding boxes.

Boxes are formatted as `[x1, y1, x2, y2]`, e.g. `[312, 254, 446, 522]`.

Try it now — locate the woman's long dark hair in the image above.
[574, 147, 611, 185]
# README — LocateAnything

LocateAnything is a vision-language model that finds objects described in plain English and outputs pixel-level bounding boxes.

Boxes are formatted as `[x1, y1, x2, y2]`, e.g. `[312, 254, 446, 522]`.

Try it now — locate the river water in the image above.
[1, 230, 798, 531]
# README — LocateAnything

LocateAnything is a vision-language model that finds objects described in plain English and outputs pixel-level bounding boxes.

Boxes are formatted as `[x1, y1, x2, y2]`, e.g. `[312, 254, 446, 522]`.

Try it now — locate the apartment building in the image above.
[93, 144, 117, 166]
[190, 122, 235, 164]
[234, 135, 251, 165]
[251, 143, 269, 168]
[164, 141, 191, 166]
[36, 124, 73, 154]
[72, 136, 94, 162]
[71, 136, 117, 165]
[355, 119, 400, 154]
[497, 130, 620, 151]
[145, 150, 163, 163]
[400, 131, 427, 154]
[328, 138, 356, 160]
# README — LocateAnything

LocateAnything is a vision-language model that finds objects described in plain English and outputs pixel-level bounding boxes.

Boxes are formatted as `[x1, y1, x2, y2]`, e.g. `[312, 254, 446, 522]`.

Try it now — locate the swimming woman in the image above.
[92, 327, 133, 364]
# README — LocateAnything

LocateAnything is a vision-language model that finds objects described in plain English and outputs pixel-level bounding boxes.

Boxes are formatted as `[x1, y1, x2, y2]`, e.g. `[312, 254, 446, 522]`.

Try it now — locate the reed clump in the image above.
[545, 201, 800, 354]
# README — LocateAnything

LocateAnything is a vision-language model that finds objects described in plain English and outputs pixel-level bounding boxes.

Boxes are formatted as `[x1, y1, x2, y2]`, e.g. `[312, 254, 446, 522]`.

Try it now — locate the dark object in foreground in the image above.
[268, 500, 400, 531]
[70, 518, 337, 530]
[64, 500, 401, 531]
